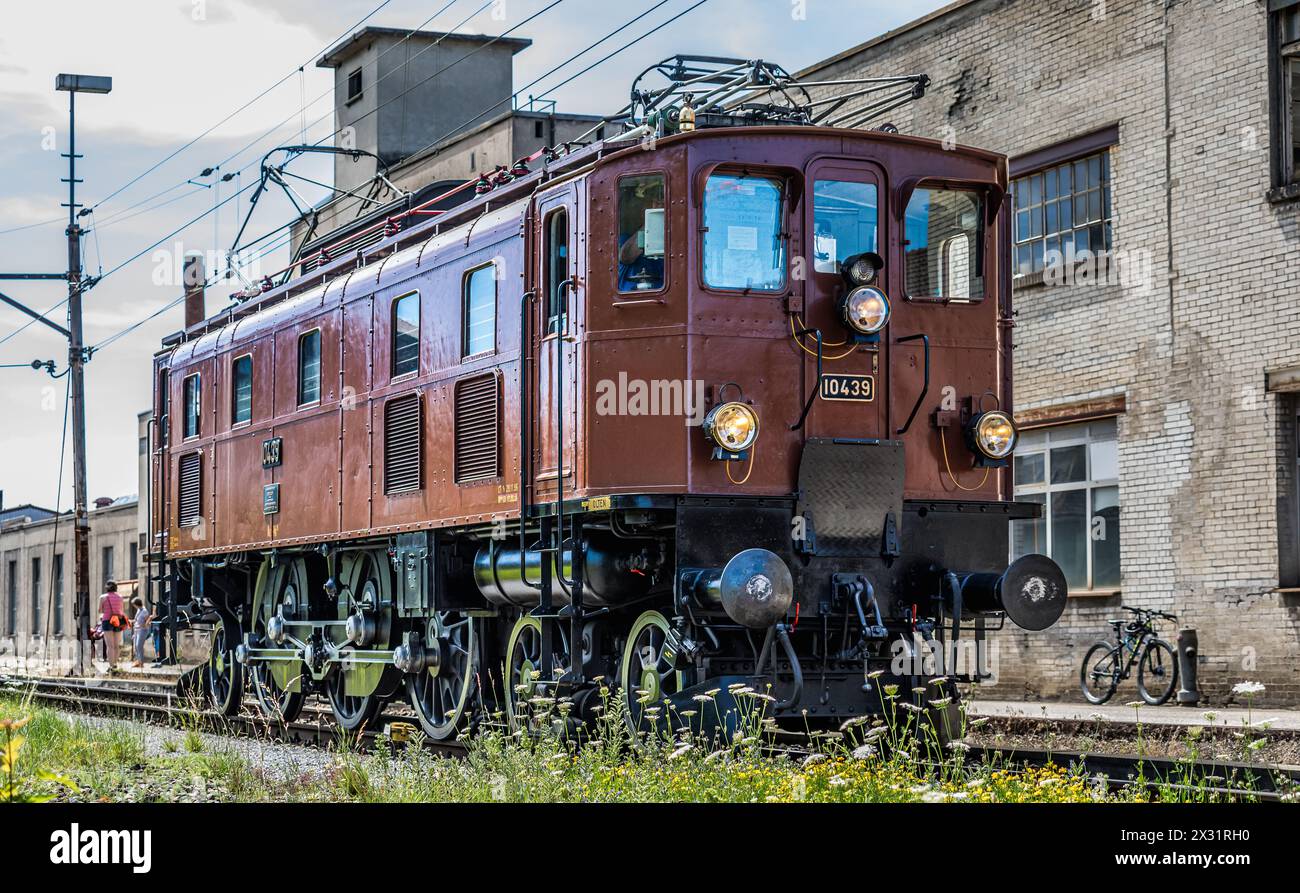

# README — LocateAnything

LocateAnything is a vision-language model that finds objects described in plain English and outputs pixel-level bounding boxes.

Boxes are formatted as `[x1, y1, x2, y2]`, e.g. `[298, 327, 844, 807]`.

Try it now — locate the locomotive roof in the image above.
[163, 124, 1005, 359]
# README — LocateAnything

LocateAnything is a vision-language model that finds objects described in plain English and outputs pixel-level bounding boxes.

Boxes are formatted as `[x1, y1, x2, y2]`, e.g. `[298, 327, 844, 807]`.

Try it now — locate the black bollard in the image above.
[1176, 628, 1199, 706]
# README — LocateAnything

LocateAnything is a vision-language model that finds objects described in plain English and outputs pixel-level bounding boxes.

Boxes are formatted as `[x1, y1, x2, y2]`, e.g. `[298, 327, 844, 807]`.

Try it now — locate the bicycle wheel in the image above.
[1080, 641, 1120, 704]
[1137, 639, 1178, 705]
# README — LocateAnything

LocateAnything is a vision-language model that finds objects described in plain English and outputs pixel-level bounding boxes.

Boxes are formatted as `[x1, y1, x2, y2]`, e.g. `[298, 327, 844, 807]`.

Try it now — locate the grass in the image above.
[0, 679, 1293, 804]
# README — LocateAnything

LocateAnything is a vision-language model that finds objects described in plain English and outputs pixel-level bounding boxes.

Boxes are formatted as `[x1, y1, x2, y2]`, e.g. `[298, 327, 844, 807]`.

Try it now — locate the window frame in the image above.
[901, 184, 988, 303]
[809, 168, 883, 282]
[1270, 1, 1300, 193]
[52, 553, 63, 636]
[297, 328, 322, 408]
[615, 171, 669, 296]
[462, 264, 498, 359]
[543, 207, 570, 336]
[390, 291, 421, 380]
[182, 373, 201, 440]
[346, 67, 363, 104]
[699, 170, 790, 295]
[230, 353, 253, 427]
[30, 556, 41, 636]
[1010, 150, 1113, 279]
[1011, 419, 1121, 595]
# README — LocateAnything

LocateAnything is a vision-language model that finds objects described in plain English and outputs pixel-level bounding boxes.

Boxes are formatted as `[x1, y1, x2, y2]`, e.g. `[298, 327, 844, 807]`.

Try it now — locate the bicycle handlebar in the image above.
[1122, 606, 1177, 622]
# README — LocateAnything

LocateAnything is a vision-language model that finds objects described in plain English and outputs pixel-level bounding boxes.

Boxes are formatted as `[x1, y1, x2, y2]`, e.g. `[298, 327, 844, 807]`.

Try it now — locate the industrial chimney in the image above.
[183, 254, 205, 329]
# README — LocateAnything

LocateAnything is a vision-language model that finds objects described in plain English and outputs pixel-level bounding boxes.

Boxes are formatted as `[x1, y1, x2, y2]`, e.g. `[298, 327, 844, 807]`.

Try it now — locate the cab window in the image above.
[392, 292, 419, 377]
[545, 209, 568, 334]
[904, 188, 984, 300]
[813, 180, 878, 275]
[231, 355, 252, 425]
[298, 330, 321, 406]
[617, 174, 666, 292]
[702, 174, 786, 292]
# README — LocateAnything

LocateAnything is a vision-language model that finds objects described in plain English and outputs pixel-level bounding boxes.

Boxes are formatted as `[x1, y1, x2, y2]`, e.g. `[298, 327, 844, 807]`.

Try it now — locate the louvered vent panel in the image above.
[178, 452, 202, 527]
[384, 394, 423, 494]
[454, 375, 500, 483]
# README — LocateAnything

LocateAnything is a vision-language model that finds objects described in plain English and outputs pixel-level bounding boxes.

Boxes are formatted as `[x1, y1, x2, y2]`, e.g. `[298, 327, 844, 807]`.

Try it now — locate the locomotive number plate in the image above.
[819, 373, 874, 402]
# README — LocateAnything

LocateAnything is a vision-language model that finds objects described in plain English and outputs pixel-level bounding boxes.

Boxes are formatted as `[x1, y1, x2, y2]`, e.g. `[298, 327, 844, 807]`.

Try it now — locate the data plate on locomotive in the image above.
[819, 373, 874, 402]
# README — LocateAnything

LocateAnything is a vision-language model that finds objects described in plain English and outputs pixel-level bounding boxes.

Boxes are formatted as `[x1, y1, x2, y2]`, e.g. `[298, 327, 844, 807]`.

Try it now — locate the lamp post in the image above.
[55, 73, 112, 675]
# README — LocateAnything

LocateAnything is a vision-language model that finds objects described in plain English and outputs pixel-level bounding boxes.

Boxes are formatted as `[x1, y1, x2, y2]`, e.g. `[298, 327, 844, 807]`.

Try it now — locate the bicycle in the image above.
[1080, 606, 1179, 705]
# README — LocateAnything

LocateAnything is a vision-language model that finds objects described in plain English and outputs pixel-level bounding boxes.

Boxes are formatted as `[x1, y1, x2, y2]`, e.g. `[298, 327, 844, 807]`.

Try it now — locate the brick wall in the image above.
[809, 0, 1300, 704]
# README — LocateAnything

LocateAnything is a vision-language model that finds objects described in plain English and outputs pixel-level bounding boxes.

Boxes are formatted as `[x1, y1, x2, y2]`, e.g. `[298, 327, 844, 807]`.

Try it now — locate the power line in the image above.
[85, 0, 402, 217]
[411, 0, 676, 160]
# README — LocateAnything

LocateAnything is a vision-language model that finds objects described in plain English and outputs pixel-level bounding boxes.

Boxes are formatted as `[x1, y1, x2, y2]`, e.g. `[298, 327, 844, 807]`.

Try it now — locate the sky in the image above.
[0, 0, 950, 509]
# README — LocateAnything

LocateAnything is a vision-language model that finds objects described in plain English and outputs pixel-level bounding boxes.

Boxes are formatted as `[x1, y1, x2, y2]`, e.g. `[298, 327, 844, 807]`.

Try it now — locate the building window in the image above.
[1011, 418, 1120, 592]
[30, 556, 41, 636]
[617, 174, 666, 292]
[5, 559, 16, 635]
[463, 266, 496, 357]
[183, 374, 200, 439]
[392, 293, 420, 378]
[298, 330, 321, 406]
[1272, 1, 1300, 189]
[53, 553, 63, 636]
[534, 120, 544, 139]
[347, 68, 363, 103]
[1012, 150, 1112, 276]
[129, 542, 138, 582]
[102, 545, 115, 590]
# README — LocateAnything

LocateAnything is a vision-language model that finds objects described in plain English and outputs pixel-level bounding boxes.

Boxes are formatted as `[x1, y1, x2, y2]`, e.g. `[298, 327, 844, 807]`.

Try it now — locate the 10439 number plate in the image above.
[819, 373, 875, 402]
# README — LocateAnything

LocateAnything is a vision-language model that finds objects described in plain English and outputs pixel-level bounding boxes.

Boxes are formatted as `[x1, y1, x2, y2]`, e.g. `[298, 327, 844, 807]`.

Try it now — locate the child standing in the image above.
[131, 597, 150, 668]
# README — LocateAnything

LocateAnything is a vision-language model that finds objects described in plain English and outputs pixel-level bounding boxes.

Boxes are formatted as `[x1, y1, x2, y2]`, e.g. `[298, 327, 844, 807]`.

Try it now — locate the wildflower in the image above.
[968, 717, 990, 728]
[867, 669, 886, 680]
[839, 715, 871, 731]
[899, 702, 924, 714]
[912, 687, 928, 695]
[829, 775, 848, 787]
[1124, 701, 1144, 709]
[851, 744, 877, 760]
[946, 740, 971, 753]
[704, 750, 728, 764]
[1247, 738, 1267, 751]
[909, 784, 931, 794]
[0, 716, 29, 732]
[883, 685, 899, 698]
[692, 694, 713, 704]
[1232, 681, 1266, 696]
[681, 709, 698, 718]
[802, 753, 829, 768]
[929, 697, 953, 708]
[705, 688, 721, 697]
[669, 743, 693, 760]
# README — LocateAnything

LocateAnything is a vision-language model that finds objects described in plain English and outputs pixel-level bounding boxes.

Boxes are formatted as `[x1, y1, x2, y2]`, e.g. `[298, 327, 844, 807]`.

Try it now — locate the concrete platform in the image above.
[970, 699, 1300, 732]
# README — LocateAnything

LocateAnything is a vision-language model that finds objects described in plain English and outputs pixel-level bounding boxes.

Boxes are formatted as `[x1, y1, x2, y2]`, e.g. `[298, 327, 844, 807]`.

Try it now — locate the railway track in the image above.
[5, 673, 1296, 801]
[5, 672, 466, 756]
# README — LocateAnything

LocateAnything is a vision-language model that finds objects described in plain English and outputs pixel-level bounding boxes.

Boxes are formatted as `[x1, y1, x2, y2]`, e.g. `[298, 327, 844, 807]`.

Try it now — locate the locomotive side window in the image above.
[812, 180, 878, 275]
[903, 188, 985, 301]
[617, 174, 666, 292]
[298, 329, 321, 406]
[463, 265, 496, 357]
[182, 374, 200, 440]
[702, 174, 786, 292]
[545, 209, 569, 334]
[392, 292, 419, 378]
[231, 355, 252, 425]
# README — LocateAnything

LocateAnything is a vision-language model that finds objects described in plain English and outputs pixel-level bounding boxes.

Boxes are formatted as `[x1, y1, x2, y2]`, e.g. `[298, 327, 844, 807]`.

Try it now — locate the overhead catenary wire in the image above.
[83, 0, 402, 218]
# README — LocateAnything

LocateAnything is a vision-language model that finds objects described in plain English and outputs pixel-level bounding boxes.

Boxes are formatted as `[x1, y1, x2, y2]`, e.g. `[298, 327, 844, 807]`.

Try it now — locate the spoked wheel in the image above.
[206, 619, 243, 716]
[250, 663, 304, 724]
[1138, 639, 1178, 705]
[406, 613, 477, 740]
[620, 610, 687, 737]
[505, 615, 569, 733]
[326, 672, 384, 733]
[250, 561, 307, 723]
[1081, 641, 1120, 704]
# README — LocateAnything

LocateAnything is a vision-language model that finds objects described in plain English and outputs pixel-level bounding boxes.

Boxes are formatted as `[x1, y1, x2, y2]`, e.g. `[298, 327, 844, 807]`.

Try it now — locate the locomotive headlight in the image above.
[970, 410, 1018, 460]
[703, 402, 759, 452]
[841, 252, 882, 286]
[841, 286, 891, 335]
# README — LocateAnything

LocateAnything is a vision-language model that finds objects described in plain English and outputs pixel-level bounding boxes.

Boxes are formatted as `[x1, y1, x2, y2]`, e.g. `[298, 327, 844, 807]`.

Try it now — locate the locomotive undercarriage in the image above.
[170, 489, 1054, 742]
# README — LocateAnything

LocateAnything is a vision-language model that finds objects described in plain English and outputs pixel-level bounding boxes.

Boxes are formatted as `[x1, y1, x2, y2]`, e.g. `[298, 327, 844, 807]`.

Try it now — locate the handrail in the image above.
[895, 333, 929, 435]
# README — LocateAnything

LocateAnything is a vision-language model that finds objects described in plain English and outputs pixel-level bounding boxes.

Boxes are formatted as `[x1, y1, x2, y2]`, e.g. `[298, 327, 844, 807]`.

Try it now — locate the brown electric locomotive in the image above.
[148, 58, 1066, 738]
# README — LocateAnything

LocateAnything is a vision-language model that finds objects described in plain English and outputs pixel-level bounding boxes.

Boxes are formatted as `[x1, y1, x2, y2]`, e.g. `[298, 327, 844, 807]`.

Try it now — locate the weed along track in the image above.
[4, 673, 1296, 803]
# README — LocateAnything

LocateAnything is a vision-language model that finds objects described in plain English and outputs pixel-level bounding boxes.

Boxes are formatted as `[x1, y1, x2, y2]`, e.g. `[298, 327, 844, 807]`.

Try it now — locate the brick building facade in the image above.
[805, 0, 1300, 703]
